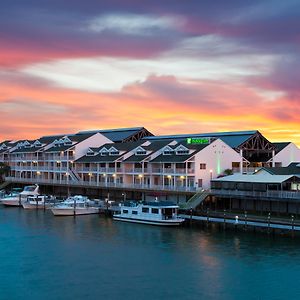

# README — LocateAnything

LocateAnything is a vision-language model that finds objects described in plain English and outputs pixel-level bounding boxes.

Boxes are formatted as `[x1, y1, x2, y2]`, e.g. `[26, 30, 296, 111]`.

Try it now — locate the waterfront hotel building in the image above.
[1, 127, 300, 202]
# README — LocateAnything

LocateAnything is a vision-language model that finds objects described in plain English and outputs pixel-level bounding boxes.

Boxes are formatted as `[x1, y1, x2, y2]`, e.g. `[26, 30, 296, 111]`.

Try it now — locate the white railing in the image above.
[5, 176, 197, 192]
[211, 189, 300, 200]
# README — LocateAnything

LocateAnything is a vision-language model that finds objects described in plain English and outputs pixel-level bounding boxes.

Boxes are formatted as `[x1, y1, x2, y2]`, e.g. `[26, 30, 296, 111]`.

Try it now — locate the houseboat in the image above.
[0, 185, 40, 207]
[113, 201, 185, 226]
[50, 195, 99, 216]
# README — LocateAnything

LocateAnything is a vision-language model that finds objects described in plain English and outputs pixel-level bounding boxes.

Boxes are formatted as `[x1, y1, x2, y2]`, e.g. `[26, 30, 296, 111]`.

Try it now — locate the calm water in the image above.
[1, 208, 300, 300]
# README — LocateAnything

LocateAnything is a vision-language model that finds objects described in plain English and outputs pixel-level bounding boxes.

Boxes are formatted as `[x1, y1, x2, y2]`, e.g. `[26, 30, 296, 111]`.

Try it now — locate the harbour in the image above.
[1, 207, 300, 300]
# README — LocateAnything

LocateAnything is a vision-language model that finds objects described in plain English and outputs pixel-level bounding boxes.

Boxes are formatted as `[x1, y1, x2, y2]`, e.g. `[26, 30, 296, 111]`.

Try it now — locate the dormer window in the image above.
[64, 141, 72, 146]
[109, 146, 119, 156]
[163, 150, 175, 155]
[99, 148, 108, 156]
[177, 150, 189, 155]
[33, 140, 42, 147]
[109, 151, 119, 156]
[135, 146, 146, 155]
[136, 150, 146, 155]
[87, 152, 95, 156]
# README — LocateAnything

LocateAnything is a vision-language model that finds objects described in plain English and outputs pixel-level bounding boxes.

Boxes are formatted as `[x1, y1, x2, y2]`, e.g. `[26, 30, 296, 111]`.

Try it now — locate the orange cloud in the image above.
[1, 74, 300, 147]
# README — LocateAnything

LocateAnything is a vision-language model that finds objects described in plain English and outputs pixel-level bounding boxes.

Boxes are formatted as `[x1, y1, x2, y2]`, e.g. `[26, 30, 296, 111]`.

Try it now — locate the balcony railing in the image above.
[5, 176, 197, 193]
[211, 189, 300, 200]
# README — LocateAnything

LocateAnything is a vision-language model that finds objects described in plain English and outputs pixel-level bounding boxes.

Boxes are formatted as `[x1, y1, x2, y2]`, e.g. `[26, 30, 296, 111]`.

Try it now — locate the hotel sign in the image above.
[187, 138, 209, 144]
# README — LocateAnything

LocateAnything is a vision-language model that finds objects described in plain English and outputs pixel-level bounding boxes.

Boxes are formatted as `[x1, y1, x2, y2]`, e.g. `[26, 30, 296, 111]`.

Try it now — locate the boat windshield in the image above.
[123, 201, 139, 207]
[23, 186, 36, 192]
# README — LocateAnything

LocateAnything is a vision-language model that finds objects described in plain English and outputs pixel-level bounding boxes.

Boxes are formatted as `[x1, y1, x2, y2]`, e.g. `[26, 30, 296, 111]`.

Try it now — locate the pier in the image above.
[181, 211, 300, 232]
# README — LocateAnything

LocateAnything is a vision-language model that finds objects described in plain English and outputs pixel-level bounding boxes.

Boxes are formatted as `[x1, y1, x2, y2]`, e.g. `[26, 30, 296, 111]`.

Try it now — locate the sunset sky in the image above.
[1, 0, 300, 145]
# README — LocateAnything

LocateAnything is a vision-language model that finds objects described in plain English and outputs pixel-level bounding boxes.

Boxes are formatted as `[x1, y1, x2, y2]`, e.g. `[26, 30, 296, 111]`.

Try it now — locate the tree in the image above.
[224, 168, 233, 176]
[0, 162, 10, 183]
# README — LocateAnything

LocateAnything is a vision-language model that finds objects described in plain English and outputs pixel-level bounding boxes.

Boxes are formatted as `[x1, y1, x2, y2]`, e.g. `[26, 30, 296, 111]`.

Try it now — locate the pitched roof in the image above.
[123, 154, 149, 163]
[91, 141, 144, 153]
[260, 162, 300, 175]
[39, 135, 66, 144]
[273, 142, 291, 153]
[150, 153, 196, 163]
[144, 130, 258, 148]
[44, 145, 74, 153]
[75, 153, 122, 163]
[213, 173, 300, 184]
[77, 127, 153, 142]
[11, 146, 44, 153]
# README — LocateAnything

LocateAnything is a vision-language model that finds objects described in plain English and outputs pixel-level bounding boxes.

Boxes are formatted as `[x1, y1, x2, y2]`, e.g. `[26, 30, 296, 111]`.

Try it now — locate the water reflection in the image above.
[1, 207, 300, 299]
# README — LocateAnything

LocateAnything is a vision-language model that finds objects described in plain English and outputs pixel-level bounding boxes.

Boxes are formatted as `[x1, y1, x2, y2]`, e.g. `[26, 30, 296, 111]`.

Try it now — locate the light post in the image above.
[138, 174, 143, 186]
[122, 192, 126, 202]
[167, 175, 172, 188]
[36, 171, 41, 183]
[209, 169, 213, 181]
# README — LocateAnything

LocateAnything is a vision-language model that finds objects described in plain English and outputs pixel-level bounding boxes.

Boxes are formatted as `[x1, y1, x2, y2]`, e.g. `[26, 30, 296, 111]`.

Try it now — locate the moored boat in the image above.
[22, 195, 56, 209]
[113, 201, 185, 226]
[51, 195, 99, 216]
[0, 185, 40, 207]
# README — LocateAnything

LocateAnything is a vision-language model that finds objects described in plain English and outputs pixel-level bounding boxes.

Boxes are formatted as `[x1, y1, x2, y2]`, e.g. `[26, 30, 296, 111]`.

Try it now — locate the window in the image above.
[151, 208, 159, 214]
[200, 163, 206, 170]
[163, 150, 175, 155]
[122, 209, 128, 214]
[232, 162, 240, 168]
[142, 207, 149, 213]
[109, 151, 119, 156]
[132, 211, 138, 215]
[275, 162, 282, 167]
[136, 150, 146, 155]
[177, 150, 189, 155]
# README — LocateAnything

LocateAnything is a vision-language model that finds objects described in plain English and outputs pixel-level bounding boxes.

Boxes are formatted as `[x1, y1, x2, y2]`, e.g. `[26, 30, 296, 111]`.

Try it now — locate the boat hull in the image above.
[113, 216, 185, 226]
[1, 199, 24, 207]
[51, 207, 99, 216]
[22, 202, 52, 209]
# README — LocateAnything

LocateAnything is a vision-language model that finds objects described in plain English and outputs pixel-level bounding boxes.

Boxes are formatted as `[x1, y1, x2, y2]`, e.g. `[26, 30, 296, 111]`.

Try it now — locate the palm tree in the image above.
[0, 162, 10, 183]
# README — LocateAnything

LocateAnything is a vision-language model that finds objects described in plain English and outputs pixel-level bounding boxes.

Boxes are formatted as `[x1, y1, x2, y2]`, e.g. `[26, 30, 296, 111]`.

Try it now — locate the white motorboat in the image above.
[0, 185, 40, 207]
[22, 195, 56, 210]
[113, 201, 185, 226]
[51, 195, 99, 216]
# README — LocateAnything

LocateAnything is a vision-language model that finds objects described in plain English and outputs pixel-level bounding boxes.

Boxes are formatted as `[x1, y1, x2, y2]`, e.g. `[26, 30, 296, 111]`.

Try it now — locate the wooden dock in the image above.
[180, 214, 300, 231]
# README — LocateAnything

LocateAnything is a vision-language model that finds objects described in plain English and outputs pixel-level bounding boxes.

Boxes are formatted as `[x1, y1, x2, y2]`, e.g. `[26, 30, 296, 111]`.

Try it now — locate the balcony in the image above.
[5, 176, 197, 193]
[211, 189, 300, 200]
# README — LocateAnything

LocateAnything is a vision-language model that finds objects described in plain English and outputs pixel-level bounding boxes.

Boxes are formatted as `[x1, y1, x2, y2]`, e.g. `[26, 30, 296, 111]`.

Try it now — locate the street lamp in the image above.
[209, 169, 213, 180]
[122, 192, 126, 202]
